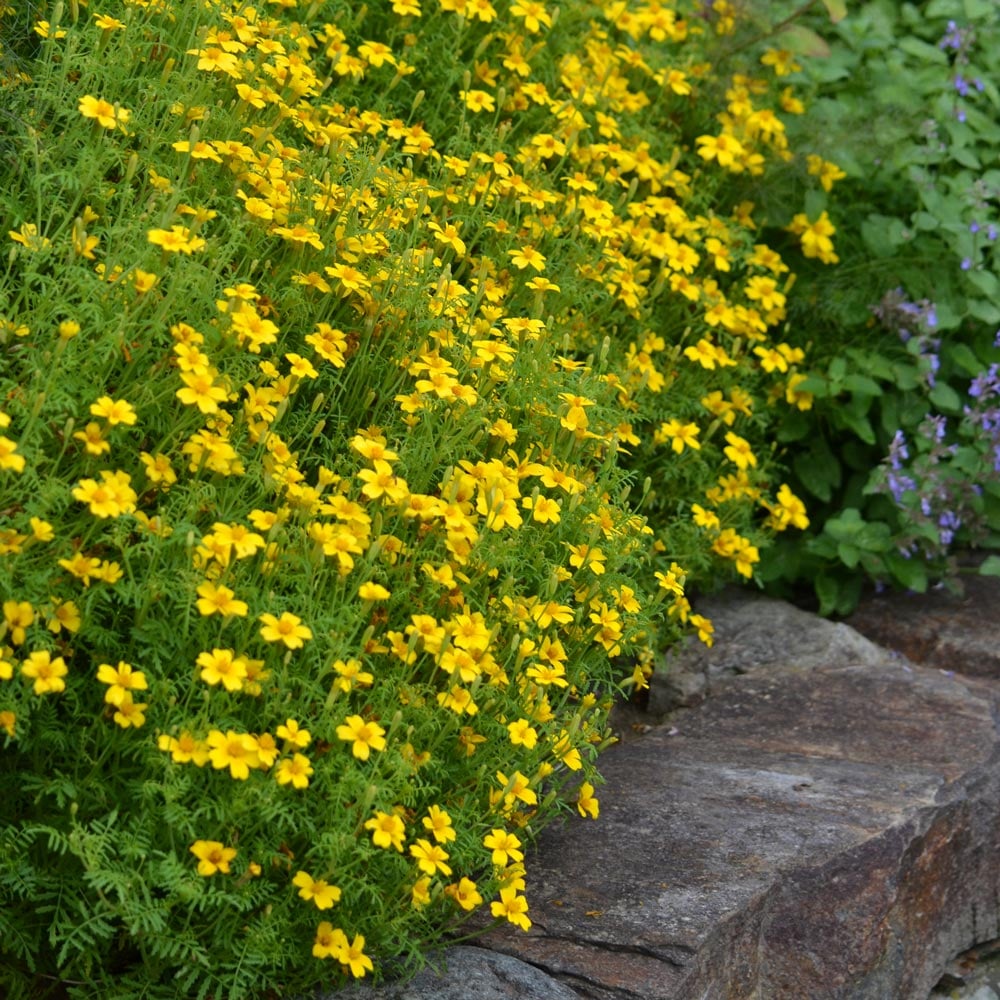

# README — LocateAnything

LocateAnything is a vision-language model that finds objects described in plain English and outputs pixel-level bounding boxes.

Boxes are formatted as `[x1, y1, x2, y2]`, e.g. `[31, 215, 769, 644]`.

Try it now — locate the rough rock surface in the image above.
[323, 945, 582, 1000]
[846, 574, 1000, 678]
[331, 592, 1000, 1000]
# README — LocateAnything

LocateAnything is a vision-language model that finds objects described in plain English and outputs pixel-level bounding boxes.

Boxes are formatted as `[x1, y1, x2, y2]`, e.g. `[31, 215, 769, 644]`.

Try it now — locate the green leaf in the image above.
[967, 297, 1000, 324]
[824, 507, 864, 542]
[815, 574, 841, 617]
[979, 555, 1000, 577]
[947, 343, 984, 376]
[837, 541, 860, 568]
[843, 374, 883, 397]
[885, 551, 929, 592]
[821, 0, 847, 21]
[793, 442, 841, 502]
[964, 0, 997, 17]
[861, 215, 910, 258]
[837, 408, 876, 445]
[964, 269, 1000, 297]
[829, 356, 847, 381]
[928, 382, 963, 412]
[898, 36, 948, 64]
[776, 24, 831, 58]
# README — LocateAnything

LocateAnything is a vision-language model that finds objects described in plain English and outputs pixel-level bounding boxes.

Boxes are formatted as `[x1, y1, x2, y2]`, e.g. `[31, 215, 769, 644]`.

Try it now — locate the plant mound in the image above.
[0, 0, 834, 996]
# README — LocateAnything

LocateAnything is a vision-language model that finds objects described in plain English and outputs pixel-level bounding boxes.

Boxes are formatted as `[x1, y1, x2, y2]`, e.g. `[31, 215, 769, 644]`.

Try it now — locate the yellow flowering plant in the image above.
[0, 0, 839, 996]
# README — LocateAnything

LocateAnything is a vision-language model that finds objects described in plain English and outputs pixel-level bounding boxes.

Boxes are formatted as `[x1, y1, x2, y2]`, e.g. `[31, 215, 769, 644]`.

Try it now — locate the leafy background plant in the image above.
[753, 0, 1000, 614]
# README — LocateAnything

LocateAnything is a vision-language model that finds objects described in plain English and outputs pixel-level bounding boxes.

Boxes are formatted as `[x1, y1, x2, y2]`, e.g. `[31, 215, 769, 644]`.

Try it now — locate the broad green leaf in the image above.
[928, 382, 963, 412]
[964, 270, 1000, 297]
[978, 555, 1000, 577]
[776, 24, 831, 58]
[897, 36, 948, 64]
[947, 343, 984, 376]
[821, 0, 847, 22]
[967, 297, 1000, 324]
[843, 374, 883, 397]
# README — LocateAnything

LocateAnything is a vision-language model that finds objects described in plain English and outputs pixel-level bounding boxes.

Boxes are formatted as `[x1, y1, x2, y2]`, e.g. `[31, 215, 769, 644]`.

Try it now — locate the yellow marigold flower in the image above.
[312, 923, 349, 961]
[275, 753, 314, 789]
[336, 715, 386, 760]
[72, 470, 137, 518]
[3, 600, 34, 645]
[0, 436, 26, 473]
[113, 691, 147, 729]
[47, 599, 80, 634]
[73, 422, 110, 456]
[483, 828, 523, 867]
[96, 661, 148, 706]
[190, 840, 236, 876]
[409, 838, 452, 876]
[507, 718, 538, 749]
[508, 244, 546, 272]
[691, 504, 720, 530]
[655, 419, 701, 453]
[342, 934, 374, 978]
[147, 225, 206, 254]
[94, 13, 127, 31]
[460, 89, 496, 114]
[695, 132, 745, 169]
[785, 372, 814, 411]
[158, 731, 210, 766]
[8, 223, 50, 251]
[411, 876, 432, 908]
[258, 612, 312, 649]
[690, 613, 715, 647]
[422, 805, 456, 844]
[195, 581, 248, 618]
[293, 870, 342, 909]
[576, 781, 600, 819]
[491, 886, 531, 930]
[0, 711, 15, 737]
[723, 432, 757, 470]
[510, 0, 552, 32]
[332, 657, 374, 693]
[768, 484, 810, 531]
[365, 810, 407, 852]
[140, 452, 177, 487]
[78, 94, 129, 130]
[207, 729, 259, 779]
[21, 650, 68, 695]
[445, 877, 484, 911]
[89, 396, 137, 427]
[276, 718, 311, 749]
[358, 581, 391, 601]
[196, 648, 247, 691]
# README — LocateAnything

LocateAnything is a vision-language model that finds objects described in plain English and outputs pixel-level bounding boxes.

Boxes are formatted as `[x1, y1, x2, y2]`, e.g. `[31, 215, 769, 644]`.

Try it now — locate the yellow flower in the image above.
[723, 432, 757, 470]
[336, 715, 386, 760]
[358, 582, 391, 601]
[21, 650, 68, 695]
[483, 828, 523, 867]
[275, 753, 314, 788]
[312, 923, 349, 961]
[90, 396, 137, 426]
[195, 581, 249, 617]
[158, 731, 210, 766]
[292, 871, 342, 909]
[576, 781, 600, 819]
[445, 877, 484, 911]
[147, 225, 206, 254]
[206, 729, 260, 779]
[196, 648, 247, 691]
[78, 95, 130, 130]
[507, 244, 546, 272]
[409, 838, 452, 876]
[411, 876, 432, 908]
[365, 810, 406, 851]
[113, 691, 148, 729]
[0, 437, 26, 473]
[490, 886, 531, 930]
[421, 805, 456, 844]
[189, 840, 236, 876]
[276, 718, 312, 749]
[258, 612, 312, 649]
[3, 600, 34, 645]
[96, 661, 148, 706]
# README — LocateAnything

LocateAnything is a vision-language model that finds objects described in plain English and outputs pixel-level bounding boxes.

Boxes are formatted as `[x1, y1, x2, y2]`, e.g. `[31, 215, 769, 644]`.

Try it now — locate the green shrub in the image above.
[753, 0, 1000, 613]
[0, 0, 841, 995]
